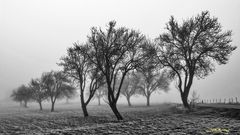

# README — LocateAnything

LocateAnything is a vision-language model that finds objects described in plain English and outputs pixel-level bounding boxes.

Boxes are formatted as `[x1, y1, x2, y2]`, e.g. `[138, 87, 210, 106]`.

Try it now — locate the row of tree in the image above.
[11, 71, 76, 111]
[93, 69, 170, 107]
[11, 11, 236, 121]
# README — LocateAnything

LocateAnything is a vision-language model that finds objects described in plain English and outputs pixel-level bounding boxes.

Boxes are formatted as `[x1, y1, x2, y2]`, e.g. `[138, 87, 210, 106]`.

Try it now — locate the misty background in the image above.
[0, 0, 239, 105]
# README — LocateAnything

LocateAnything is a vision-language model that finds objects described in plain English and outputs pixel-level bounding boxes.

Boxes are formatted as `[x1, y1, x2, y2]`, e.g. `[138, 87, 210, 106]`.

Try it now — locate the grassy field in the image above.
[0, 102, 240, 134]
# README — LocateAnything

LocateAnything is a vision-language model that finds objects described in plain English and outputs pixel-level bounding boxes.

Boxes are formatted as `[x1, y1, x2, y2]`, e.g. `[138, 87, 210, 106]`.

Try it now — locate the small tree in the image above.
[29, 78, 48, 110]
[137, 61, 170, 106]
[11, 90, 23, 106]
[85, 21, 145, 120]
[94, 87, 106, 106]
[156, 11, 237, 109]
[63, 85, 77, 104]
[190, 90, 200, 108]
[11, 85, 32, 107]
[42, 71, 74, 112]
[120, 71, 140, 106]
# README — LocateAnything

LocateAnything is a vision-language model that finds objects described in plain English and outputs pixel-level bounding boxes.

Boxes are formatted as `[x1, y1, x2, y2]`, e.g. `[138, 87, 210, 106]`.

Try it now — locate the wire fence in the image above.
[199, 97, 239, 104]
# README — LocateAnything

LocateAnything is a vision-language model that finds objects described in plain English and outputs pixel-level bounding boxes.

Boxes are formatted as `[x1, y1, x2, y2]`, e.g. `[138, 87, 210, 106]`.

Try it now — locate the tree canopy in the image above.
[156, 11, 237, 108]
[85, 21, 145, 120]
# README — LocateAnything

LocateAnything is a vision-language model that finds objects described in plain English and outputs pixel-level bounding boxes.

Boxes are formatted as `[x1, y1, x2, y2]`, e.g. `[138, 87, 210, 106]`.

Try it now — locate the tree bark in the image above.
[51, 101, 55, 112]
[126, 96, 132, 107]
[146, 95, 150, 106]
[181, 92, 190, 109]
[38, 101, 43, 111]
[80, 92, 89, 117]
[81, 102, 89, 117]
[180, 74, 193, 110]
[109, 102, 123, 120]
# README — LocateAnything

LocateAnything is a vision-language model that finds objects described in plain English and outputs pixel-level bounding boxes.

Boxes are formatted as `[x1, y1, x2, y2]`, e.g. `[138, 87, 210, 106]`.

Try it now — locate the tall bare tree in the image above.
[85, 21, 145, 120]
[59, 44, 104, 117]
[156, 11, 237, 109]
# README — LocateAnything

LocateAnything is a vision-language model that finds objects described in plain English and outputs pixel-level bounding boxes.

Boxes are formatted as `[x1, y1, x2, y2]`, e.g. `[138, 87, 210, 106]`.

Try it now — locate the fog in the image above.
[0, 0, 240, 106]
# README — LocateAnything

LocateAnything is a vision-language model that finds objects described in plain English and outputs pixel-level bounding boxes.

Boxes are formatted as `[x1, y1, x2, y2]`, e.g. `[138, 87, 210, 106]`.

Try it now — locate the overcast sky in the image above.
[0, 0, 239, 103]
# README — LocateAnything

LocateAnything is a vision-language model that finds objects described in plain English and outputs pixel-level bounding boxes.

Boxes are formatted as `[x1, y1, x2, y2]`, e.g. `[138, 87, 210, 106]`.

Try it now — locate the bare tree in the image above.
[156, 11, 237, 109]
[120, 71, 140, 106]
[63, 85, 77, 104]
[59, 44, 104, 117]
[42, 71, 74, 112]
[85, 21, 145, 120]
[11, 85, 32, 108]
[29, 78, 48, 110]
[137, 60, 170, 106]
[94, 87, 106, 106]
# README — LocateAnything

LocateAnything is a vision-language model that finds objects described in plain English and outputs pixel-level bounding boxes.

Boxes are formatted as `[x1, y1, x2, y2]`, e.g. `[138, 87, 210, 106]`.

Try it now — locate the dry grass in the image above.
[0, 102, 239, 134]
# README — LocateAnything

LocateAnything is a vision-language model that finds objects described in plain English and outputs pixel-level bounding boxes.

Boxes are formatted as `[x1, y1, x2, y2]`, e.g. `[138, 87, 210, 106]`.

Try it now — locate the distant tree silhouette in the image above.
[189, 90, 200, 108]
[29, 78, 48, 110]
[59, 44, 104, 117]
[93, 87, 106, 106]
[11, 85, 32, 108]
[137, 60, 170, 106]
[63, 85, 77, 104]
[85, 21, 145, 120]
[120, 71, 141, 106]
[42, 71, 74, 112]
[156, 11, 237, 109]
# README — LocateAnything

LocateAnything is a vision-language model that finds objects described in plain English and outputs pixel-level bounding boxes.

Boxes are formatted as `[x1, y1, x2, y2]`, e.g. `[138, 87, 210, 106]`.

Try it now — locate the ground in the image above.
[0, 103, 239, 135]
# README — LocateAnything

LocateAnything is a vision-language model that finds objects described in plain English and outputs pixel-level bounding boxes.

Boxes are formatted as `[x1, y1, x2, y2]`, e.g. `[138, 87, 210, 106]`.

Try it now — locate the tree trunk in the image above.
[98, 97, 101, 106]
[126, 96, 132, 107]
[181, 93, 190, 109]
[38, 101, 43, 111]
[51, 101, 55, 112]
[146, 95, 150, 106]
[181, 74, 193, 109]
[80, 92, 89, 117]
[110, 102, 123, 120]
[81, 103, 89, 117]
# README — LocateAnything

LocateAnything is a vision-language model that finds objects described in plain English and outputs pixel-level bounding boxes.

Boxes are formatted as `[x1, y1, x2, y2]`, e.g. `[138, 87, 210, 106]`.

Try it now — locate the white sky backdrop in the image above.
[0, 0, 240, 104]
